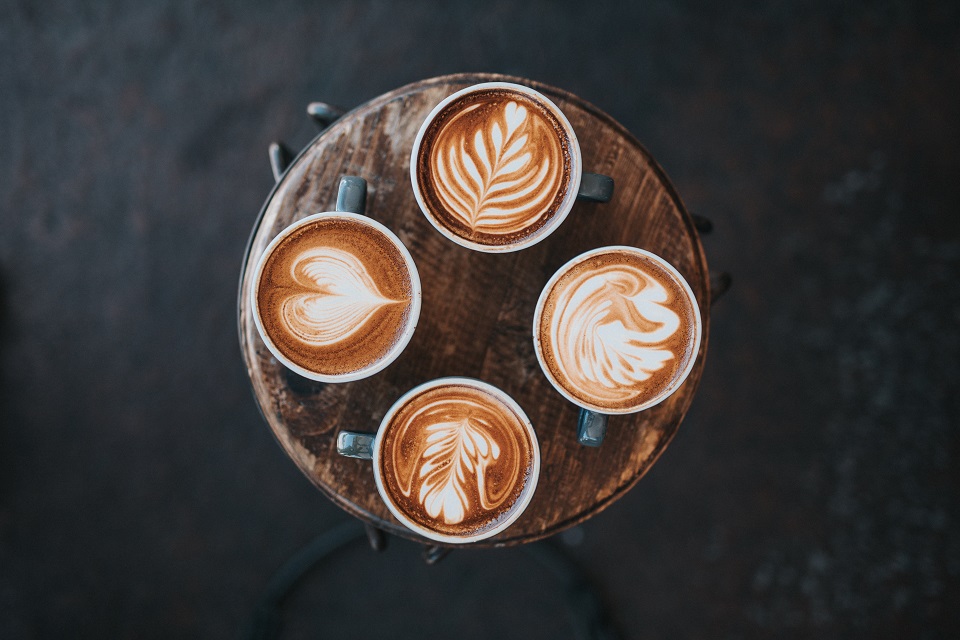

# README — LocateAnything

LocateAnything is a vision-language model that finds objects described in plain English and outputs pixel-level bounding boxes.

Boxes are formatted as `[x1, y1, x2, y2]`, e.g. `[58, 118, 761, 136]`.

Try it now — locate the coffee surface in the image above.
[416, 88, 573, 247]
[537, 250, 698, 412]
[378, 382, 534, 538]
[256, 216, 413, 377]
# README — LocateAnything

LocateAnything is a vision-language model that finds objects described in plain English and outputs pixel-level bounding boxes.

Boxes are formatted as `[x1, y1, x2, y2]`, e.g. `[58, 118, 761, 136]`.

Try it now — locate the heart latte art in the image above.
[281, 247, 401, 347]
[415, 87, 574, 248]
[537, 249, 700, 413]
[255, 216, 415, 378]
[378, 382, 536, 538]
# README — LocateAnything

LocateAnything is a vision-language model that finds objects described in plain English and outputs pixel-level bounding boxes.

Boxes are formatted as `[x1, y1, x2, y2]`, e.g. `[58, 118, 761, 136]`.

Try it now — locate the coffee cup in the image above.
[410, 81, 615, 253]
[251, 177, 422, 383]
[337, 377, 540, 544]
[532, 246, 702, 446]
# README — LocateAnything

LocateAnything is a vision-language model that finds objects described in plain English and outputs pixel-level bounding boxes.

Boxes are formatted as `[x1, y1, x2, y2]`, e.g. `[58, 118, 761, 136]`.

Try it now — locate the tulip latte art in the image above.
[378, 382, 535, 538]
[255, 216, 414, 377]
[537, 249, 700, 413]
[415, 87, 574, 248]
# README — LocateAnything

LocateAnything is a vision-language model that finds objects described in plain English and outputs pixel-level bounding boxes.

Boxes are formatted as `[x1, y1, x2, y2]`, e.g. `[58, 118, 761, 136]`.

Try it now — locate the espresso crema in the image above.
[378, 381, 536, 539]
[415, 87, 574, 248]
[536, 249, 700, 413]
[255, 216, 414, 377]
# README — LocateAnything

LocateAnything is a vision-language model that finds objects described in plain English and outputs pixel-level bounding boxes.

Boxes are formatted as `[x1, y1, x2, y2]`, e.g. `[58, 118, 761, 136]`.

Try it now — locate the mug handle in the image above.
[576, 173, 615, 203]
[337, 431, 375, 459]
[336, 176, 367, 214]
[577, 409, 608, 447]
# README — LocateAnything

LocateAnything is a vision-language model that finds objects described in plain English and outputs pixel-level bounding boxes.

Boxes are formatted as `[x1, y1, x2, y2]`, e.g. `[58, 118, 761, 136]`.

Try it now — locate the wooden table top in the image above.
[237, 73, 710, 548]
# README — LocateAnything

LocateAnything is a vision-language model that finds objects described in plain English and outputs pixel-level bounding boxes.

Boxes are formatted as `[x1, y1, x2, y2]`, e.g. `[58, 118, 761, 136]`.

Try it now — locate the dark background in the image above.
[2, 1, 958, 638]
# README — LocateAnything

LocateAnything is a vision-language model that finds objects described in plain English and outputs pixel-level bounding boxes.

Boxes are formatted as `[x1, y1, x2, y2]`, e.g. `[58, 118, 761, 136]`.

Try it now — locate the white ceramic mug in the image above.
[251, 177, 422, 383]
[410, 81, 614, 253]
[532, 246, 702, 446]
[337, 377, 541, 544]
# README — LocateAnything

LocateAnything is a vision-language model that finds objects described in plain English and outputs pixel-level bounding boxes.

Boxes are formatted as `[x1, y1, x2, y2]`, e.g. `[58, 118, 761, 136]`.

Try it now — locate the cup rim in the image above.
[409, 81, 584, 254]
[250, 211, 422, 383]
[532, 246, 703, 415]
[371, 376, 541, 545]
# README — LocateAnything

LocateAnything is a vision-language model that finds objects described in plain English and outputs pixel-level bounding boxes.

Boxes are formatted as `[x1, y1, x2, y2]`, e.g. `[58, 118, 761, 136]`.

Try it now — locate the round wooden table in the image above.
[238, 73, 710, 548]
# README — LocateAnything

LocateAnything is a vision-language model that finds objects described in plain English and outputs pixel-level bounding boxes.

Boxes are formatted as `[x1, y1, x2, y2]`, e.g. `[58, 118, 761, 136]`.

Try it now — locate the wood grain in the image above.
[237, 73, 710, 547]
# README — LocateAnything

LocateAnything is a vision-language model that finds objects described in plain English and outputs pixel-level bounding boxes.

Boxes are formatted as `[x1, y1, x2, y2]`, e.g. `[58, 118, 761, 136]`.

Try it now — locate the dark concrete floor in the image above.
[2, 1, 958, 638]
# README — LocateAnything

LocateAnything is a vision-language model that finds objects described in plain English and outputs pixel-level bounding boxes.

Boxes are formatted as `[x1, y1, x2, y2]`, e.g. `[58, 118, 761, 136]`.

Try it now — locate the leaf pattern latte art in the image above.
[430, 99, 564, 235]
[280, 247, 403, 347]
[551, 265, 682, 404]
[394, 397, 522, 526]
[417, 417, 500, 524]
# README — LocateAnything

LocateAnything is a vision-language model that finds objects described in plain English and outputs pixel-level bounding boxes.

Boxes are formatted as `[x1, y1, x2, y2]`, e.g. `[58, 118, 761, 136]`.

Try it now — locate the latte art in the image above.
[254, 215, 416, 379]
[378, 381, 536, 538]
[282, 247, 402, 347]
[414, 86, 575, 249]
[552, 265, 680, 404]
[536, 248, 700, 413]
[400, 397, 519, 525]
[432, 100, 563, 235]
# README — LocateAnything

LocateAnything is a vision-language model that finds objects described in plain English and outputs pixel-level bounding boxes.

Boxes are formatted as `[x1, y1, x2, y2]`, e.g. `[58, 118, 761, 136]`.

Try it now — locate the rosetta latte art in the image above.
[393, 397, 523, 526]
[551, 265, 682, 404]
[280, 247, 403, 347]
[431, 100, 564, 235]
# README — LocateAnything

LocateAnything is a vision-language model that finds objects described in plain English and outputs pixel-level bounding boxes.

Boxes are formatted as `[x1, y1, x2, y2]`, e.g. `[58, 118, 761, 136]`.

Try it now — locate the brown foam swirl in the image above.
[538, 250, 698, 412]
[379, 382, 533, 537]
[256, 216, 414, 377]
[417, 88, 572, 247]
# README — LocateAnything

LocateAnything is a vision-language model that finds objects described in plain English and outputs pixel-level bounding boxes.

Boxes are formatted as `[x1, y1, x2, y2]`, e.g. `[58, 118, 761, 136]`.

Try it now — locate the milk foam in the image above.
[380, 383, 533, 537]
[416, 87, 572, 248]
[537, 249, 699, 413]
[254, 215, 415, 378]
[432, 99, 562, 236]
[281, 247, 402, 347]
[409, 404, 506, 525]
[551, 265, 680, 404]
